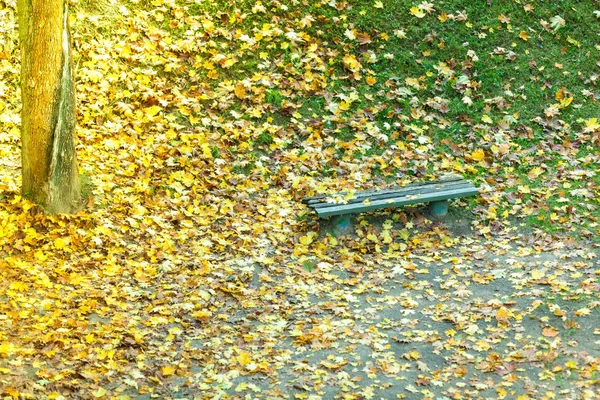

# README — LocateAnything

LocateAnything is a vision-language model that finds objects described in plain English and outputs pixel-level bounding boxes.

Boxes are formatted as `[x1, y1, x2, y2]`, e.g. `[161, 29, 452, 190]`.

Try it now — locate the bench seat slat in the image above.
[306, 180, 474, 208]
[301, 176, 464, 204]
[312, 186, 478, 218]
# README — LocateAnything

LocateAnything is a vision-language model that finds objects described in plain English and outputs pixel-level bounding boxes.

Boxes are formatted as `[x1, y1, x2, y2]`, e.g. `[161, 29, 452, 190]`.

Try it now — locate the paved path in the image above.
[142, 233, 599, 399]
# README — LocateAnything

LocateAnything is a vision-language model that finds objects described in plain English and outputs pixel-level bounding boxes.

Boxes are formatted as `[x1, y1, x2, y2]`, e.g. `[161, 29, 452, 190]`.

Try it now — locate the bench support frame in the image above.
[331, 214, 353, 236]
[429, 200, 449, 218]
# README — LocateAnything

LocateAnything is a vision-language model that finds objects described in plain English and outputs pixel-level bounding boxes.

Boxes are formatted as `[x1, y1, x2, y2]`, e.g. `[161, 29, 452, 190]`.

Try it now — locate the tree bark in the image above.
[17, 0, 82, 214]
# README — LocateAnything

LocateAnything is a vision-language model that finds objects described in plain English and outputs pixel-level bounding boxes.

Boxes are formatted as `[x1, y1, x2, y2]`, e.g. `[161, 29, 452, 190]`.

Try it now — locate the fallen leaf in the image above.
[542, 327, 559, 337]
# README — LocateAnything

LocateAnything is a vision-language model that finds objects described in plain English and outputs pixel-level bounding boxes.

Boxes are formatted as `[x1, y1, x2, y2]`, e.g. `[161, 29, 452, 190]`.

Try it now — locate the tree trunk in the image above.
[17, 0, 82, 214]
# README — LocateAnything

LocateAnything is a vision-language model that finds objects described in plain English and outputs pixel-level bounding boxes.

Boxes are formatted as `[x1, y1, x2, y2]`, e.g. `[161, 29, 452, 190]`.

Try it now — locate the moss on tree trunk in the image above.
[18, 0, 82, 214]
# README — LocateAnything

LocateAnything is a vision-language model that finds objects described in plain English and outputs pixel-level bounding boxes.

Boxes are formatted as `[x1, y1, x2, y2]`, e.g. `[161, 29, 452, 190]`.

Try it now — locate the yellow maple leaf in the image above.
[161, 365, 176, 376]
[471, 149, 485, 161]
[344, 191, 357, 202]
[394, 29, 406, 39]
[550, 15, 565, 31]
[567, 36, 580, 47]
[9, 281, 28, 292]
[92, 387, 107, 398]
[0, 342, 15, 357]
[531, 269, 545, 279]
[299, 233, 315, 245]
[201, 143, 213, 159]
[481, 114, 493, 124]
[203, 60, 215, 70]
[575, 307, 591, 316]
[54, 237, 67, 249]
[365, 76, 377, 86]
[498, 14, 510, 24]
[192, 310, 212, 321]
[410, 6, 425, 18]
[144, 105, 161, 118]
[474, 339, 492, 351]
[223, 58, 235, 68]
[374, 1, 383, 8]
[238, 351, 252, 366]
[559, 96, 573, 108]
[583, 118, 600, 133]
[404, 351, 421, 360]
[342, 54, 362, 72]
[381, 230, 392, 244]
[519, 31, 529, 41]
[527, 166, 543, 179]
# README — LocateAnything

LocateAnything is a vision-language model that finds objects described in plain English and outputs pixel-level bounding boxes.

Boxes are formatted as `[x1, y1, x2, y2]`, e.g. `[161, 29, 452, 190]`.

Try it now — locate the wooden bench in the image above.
[302, 176, 478, 226]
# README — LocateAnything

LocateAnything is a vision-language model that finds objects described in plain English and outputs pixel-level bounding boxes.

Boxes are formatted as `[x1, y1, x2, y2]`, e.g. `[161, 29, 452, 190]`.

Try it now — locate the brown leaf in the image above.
[356, 32, 372, 45]
[496, 362, 516, 376]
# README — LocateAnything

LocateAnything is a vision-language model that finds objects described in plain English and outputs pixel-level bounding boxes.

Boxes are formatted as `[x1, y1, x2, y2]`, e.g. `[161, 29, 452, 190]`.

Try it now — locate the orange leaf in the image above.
[234, 83, 246, 99]
[519, 31, 530, 41]
[542, 327, 559, 337]
[555, 87, 567, 100]
[496, 307, 510, 322]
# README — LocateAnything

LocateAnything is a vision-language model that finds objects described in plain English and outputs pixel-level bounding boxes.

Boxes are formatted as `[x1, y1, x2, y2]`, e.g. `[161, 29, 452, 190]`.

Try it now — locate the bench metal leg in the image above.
[429, 200, 448, 218]
[331, 214, 353, 236]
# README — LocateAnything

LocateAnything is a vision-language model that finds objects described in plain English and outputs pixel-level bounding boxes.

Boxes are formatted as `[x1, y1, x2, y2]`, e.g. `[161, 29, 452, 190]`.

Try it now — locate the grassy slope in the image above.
[104, 0, 599, 234]
[127, 0, 600, 238]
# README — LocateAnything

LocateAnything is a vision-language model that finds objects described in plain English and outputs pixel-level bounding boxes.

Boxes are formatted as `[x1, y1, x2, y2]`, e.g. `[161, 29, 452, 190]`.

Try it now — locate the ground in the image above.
[0, 0, 600, 398]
